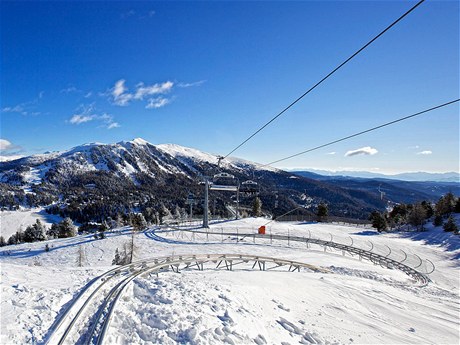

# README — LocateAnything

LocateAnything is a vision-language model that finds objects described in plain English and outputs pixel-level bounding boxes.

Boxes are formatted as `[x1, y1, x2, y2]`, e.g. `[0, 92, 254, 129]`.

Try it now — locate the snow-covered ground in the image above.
[0, 208, 63, 239]
[1, 217, 459, 344]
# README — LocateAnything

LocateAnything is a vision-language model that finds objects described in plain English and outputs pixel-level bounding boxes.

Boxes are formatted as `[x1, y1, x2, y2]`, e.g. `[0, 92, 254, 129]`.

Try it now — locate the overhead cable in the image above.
[263, 99, 459, 167]
[223, 0, 426, 159]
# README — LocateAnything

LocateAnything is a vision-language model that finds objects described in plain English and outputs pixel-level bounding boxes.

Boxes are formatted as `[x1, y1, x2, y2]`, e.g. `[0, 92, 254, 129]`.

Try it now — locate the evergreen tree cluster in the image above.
[368, 192, 459, 234]
[1, 217, 77, 248]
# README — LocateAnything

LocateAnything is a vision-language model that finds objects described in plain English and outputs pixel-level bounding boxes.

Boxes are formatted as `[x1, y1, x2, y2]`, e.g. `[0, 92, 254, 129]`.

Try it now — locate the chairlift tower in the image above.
[186, 192, 196, 220]
[209, 172, 240, 220]
[203, 179, 209, 228]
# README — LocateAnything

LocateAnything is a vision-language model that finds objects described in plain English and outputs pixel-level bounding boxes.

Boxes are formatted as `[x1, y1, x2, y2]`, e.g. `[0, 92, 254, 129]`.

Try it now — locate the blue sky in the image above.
[1, 0, 458, 174]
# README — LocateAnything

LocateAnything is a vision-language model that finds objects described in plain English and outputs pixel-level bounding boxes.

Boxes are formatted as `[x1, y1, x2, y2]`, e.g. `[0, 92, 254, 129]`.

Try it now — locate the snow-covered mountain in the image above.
[0, 138, 276, 187]
[0, 138, 391, 220]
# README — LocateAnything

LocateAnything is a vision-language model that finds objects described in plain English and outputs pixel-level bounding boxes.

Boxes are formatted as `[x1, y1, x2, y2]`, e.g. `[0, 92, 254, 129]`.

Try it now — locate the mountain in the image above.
[293, 171, 460, 203]
[293, 169, 460, 183]
[0, 138, 390, 221]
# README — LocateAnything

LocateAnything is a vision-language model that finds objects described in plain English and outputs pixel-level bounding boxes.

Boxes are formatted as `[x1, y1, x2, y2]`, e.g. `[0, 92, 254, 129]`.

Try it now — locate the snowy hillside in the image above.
[1, 138, 274, 187]
[0, 138, 392, 220]
[0, 208, 63, 238]
[1, 218, 459, 344]
[157, 143, 279, 173]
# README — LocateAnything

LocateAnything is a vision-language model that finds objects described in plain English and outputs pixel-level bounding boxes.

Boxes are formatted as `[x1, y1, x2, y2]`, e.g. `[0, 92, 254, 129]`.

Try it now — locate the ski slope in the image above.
[0, 208, 64, 239]
[0, 217, 459, 344]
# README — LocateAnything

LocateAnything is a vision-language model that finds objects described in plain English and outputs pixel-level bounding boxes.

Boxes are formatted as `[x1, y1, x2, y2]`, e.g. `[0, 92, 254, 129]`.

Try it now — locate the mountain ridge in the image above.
[1, 138, 456, 223]
[292, 169, 459, 183]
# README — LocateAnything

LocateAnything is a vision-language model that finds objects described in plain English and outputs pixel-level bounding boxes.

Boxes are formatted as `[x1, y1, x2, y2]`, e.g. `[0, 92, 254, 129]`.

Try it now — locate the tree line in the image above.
[369, 192, 459, 233]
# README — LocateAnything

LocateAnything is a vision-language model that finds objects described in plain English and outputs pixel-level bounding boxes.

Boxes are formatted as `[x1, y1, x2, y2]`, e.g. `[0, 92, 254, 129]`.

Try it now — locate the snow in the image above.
[0, 208, 63, 239]
[0, 155, 24, 162]
[131, 138, 150, 146]
[0, 217, 459, 344]
[156, 143, 280, 173]
[107, 270, 458, 345]
[157, 143, 220, 166]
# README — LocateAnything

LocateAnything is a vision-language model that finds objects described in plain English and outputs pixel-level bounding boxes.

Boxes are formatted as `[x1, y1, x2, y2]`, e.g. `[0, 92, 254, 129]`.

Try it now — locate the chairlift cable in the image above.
[263, 99, 459, 167]
[223, 0, 426, 159]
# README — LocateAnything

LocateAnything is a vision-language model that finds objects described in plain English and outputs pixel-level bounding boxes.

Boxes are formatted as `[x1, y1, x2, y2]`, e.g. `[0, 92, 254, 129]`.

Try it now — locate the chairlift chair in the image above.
[209, 172, 239, 192]
[240, 180, 259, 197]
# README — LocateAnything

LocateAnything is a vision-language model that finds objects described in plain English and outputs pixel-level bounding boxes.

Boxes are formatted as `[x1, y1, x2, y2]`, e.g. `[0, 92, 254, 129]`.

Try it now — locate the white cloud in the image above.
[68, 104, 119, 129]
[134, 81, 173, 100]
[178, 80, 206, 88]
[1, 105, 25, 114]
[121, 10, 136, 19]
[112, 80, 127, 98]
[70, 114, 95, 124]
[417, 150, 432, 155]
[107, 122, 120, 129]
[99, 114, 120, 129]
[0, 138, 22, 155]
[61, 86, 80, 94]
[1, 92, 43, 115]
[111, 79, 133, 106]
[146, 97, 171, 109]
[345, 146, 378, 157]
[69, 104, 96, 124]
[110, 80, 174, 108]
[326, 152, 336, 155]
[0, 139, 13, 151]
[121, 9, 155, 19]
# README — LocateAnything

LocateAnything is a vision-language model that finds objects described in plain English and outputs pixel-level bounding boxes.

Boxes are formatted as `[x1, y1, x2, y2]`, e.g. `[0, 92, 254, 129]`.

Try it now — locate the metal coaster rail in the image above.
[46, 253, 326, 345]
[156, 225, 433, 285]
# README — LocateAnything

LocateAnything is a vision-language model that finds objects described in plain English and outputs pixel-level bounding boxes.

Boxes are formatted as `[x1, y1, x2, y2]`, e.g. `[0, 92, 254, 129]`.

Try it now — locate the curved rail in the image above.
[46, 261, 145, 345]
[153, 226, 432, 285]
[46, 254, 327, 345]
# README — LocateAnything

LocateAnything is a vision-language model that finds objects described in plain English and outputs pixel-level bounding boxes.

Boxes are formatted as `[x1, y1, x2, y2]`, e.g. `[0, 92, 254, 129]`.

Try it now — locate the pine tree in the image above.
[7, 234, 17, 245]
[317, 203, 328, 222]
[112, 248, 122, 265]
[444, 192, 456, 214]
[59, 217, 76, 238]
[131, 213, 147, 232]
[408, 203, 427, 231]
[435, 192, 457, 217]
[370, 211, 387, 232]
[47, 223, 60, 239]
[252, 197, 262, 217]
[433, 214, 443, 227]
[389, 204, 409, 225]
[443, 216, 458, 233]
[420, 201, 434, 219]
[0, 236, 5, 247]
[23, 219, 46, 242]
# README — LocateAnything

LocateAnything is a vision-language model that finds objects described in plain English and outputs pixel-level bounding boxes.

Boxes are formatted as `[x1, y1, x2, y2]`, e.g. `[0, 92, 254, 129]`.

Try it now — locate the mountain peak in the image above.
[131, 138, 150, 146]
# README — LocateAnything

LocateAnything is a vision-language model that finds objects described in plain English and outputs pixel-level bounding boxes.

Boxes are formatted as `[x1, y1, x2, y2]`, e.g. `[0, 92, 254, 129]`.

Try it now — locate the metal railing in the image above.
[151, 226, 433, 286]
